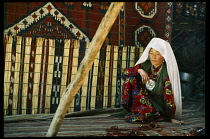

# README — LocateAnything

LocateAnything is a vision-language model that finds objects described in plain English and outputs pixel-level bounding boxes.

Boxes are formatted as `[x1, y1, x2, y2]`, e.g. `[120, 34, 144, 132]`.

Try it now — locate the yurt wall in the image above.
[4, 2, 175, 115]
[170, 2, 205, 98]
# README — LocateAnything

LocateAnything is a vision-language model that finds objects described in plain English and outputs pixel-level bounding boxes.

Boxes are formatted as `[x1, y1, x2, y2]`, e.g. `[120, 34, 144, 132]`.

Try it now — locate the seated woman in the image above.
[121, 38, 184, 124]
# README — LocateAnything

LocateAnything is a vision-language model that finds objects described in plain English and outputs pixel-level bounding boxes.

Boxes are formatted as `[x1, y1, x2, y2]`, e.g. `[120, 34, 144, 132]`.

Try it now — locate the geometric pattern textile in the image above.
[4, 35, 144, 115]
[4, 2, 173, 47]
[135, 25, 156, 48]
[4, 2, 89, 41]
[135, 2, 158, 18]
[133, 2, 173, 47]
[164, 2, 173, 42]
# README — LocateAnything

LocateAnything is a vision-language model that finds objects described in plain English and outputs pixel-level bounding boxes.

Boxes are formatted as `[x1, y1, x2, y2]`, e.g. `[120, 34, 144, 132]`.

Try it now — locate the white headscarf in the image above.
[135, 38, 182, 120]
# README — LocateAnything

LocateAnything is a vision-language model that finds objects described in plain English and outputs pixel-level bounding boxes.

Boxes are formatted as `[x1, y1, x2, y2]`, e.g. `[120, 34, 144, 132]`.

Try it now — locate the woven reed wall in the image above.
[4, 35, 144, 115]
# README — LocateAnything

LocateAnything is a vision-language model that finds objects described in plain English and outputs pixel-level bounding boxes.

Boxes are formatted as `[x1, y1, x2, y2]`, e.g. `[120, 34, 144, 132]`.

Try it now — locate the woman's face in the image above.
[149, 48, 164, 67]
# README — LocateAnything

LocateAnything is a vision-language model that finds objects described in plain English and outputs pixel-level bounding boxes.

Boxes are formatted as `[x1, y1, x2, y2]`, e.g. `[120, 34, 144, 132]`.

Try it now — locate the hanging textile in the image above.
[4, 35, 144, 115]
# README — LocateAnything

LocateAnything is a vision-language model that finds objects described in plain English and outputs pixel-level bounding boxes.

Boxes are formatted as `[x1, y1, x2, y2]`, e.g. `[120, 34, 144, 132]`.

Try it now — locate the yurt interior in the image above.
[4, 2, 205, 137]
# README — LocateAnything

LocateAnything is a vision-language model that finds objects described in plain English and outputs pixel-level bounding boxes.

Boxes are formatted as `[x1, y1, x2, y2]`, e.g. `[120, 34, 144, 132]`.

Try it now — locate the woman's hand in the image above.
[171, 119, 186, 125]
[138, 69, 149, 84]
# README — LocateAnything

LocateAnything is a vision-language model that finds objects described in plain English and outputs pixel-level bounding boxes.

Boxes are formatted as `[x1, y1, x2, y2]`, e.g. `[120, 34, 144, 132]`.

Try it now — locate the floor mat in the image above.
[4, 100, 205, 137]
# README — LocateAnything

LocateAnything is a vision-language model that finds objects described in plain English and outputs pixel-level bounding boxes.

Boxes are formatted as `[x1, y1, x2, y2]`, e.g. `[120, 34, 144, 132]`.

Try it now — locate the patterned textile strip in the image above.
[90, 48, 100, 110]
[32, 37, 44, 114]
[66, 39, 75, 86]
[60, 39, 71, 102]
[4, 35, 13, 115]
[26, 37, 36, 114]
[80, 42, 90, 111]
[115, 46, 123, 108]
[39, 39, 47, 113]
[164, 2, 173, 42]
[22, 37, 32, 114]
[50, 39, 64, 113]
[126, 46, 131, 68]
[45, 39, 55, 114]
[112, 46, 118, 107]
[17, 37, 26, 114]
[37, 39, 49, 114]
[116, 3, 125, 108]
[12, 36, 22, 115]
[68, 40, 79, 112]
[65, 39, 74, 113]
[95, 44, 106, 109]
[121, 46, 127, 70]
[103, 45, 110, 108]
[74, 41, 86, 112]
[129, 46, 136, 67]
[108, 45, 114, 108]
[7, 36, 17, 115]
[86, 42, 93, 110]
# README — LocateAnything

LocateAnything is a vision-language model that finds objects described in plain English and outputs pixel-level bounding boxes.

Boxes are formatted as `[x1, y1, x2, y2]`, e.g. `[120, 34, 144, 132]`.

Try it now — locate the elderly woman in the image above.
[121, 38, 184, 124]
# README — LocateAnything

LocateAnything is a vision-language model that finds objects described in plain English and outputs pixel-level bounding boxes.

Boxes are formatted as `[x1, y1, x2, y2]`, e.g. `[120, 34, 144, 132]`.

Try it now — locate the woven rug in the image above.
[4, 100, 205, 137]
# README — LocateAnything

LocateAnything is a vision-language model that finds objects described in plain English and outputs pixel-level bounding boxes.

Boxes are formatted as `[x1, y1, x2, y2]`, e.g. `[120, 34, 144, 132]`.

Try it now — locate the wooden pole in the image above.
[46, 2, 124, 137]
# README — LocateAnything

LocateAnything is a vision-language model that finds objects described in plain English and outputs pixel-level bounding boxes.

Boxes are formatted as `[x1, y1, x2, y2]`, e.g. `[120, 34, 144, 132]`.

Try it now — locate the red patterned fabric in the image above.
[4, 2, 173, 45]
[121, 63, 176, 124]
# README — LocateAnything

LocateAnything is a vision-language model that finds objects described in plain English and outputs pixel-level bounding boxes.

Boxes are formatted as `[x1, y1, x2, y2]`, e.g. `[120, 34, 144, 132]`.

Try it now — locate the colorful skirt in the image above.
[121, 75, 166, 124]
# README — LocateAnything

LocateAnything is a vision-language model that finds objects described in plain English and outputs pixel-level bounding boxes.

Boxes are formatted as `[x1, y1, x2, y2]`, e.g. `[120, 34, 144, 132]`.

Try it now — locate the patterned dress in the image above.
[121, 62, 176, 124]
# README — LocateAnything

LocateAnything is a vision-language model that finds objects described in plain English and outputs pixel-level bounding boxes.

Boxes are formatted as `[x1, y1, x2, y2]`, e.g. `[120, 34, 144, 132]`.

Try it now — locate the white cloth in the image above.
[135, 38, 182, 120]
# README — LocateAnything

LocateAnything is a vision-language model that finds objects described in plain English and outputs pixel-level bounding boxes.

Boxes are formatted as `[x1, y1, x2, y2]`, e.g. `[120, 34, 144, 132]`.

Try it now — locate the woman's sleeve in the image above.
[135, 64, 144, 70]
[163, 76, 176, 120]
[121, 64, 143, 80]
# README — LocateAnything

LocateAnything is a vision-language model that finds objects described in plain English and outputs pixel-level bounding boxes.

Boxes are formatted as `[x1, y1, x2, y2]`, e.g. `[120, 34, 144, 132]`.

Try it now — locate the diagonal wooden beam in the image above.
[46, 2, 124, 137]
